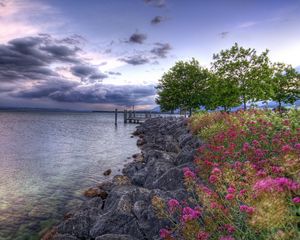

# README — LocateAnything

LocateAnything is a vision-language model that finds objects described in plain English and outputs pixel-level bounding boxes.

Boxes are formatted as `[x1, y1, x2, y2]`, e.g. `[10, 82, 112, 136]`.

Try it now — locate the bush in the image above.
[153, 110, 300, 240]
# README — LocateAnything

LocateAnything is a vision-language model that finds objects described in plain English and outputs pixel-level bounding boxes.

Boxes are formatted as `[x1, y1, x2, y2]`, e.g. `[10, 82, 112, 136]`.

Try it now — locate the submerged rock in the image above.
[103, 169, 112, 176]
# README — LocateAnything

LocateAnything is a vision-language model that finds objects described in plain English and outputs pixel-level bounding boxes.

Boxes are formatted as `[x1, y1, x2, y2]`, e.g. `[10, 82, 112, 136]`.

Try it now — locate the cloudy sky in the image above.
[0, 0, 300, 110]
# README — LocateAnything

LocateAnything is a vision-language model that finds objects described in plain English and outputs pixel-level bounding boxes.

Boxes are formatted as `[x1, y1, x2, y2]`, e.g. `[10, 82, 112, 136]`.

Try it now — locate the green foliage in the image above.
[211, 43, 273, 110]
[270, 63, 300, 110]
[156, 59, 211, 113]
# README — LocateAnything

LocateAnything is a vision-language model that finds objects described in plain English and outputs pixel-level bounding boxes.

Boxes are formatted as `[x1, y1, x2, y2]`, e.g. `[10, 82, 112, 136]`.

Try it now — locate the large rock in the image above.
[96, 234, 139, 240]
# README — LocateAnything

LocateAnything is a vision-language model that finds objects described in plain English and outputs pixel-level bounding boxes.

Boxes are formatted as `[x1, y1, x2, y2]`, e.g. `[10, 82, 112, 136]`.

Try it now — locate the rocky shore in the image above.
[45, 117, 202, 240]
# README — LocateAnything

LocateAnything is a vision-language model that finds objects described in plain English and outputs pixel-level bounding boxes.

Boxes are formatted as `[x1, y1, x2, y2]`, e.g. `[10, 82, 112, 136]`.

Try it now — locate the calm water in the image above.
[0, 112, 138, 240]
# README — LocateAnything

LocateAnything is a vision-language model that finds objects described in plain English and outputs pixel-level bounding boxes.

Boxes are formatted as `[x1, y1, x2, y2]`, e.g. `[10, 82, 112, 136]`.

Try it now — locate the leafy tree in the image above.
[205, 72, 240, 112]
[212, 43, 272, 110]
[270, 63, 300, 110]
[156, 59, 210, 115]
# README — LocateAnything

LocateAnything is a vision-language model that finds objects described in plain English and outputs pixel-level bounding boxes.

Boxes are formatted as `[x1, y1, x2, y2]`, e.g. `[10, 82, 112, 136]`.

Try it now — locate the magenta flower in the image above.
[197, 231, 210, 240]
[181, 207, 201, 222]
[219, 236, 235, 240]
[240, 205, 255, 214]
[168, 199, 179, 212]
[227, 186, 236, 194]
[282, 144, 292, 152]
[159, 228, 171, 239]
[225, 194, 234, 200]
[209, 174, 218, 183]
[239, 189, 247, 196]
[292, 197, 300, 204]
[183, 167, 196, 180]
[253, 177, 300, 193]
[224, 224, 235, 234]
[212, 167, 221, 175]
[295, 143, 300, 150]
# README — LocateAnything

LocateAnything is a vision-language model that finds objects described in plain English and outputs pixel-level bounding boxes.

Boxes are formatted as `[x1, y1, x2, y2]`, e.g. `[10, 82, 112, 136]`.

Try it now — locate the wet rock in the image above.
[152, 167, 184, 191]
[52, 234, 79, 240]
[95, 234, 139, 240]
[103, 169, 112, 176]
[83, 187, 108, 199]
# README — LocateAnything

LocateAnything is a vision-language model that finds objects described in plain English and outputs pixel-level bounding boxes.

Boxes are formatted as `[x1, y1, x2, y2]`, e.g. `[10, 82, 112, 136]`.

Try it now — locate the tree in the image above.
[270, 63, 300, 110]
[156, 59, 210, 115]
[205, 73, 240, 112]
[212, 43, 272, 110]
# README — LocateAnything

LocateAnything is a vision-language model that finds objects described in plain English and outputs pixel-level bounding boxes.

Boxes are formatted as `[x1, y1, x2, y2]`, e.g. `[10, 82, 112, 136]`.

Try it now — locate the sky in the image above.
[0, 0, 300, 111]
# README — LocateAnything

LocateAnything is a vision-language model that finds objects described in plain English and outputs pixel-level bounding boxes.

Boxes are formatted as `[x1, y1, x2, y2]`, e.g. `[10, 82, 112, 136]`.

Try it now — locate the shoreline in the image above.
[44, 117, 201, 240]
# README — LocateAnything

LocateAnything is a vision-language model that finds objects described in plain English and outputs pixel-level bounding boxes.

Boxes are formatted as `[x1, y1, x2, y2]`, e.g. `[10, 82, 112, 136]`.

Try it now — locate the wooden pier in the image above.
[123, 110, 161, 124]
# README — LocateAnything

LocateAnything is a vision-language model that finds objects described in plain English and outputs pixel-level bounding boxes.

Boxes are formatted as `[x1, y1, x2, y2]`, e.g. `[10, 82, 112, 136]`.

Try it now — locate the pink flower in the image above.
[252, 140, 260, 146]
[282, 144, 292, 152]
[225, 194, 234, 200]
[197, 231, 210, 240]
[253, 177, 300, 193]
[209, 174, 218, 183]
[227, 186, 236, 194]
[168, 199, 179, 212]
[242, 142, 250, 152]
[239, 189, 247, 196]
[240, 205, 255, 214]
[219, 236, 235, 240]
[224, 224, 235, 234]
[159, 228, 171, 239]
[295, 143, 300, 150]
[182, 207, 201, 222]
[210, 202, 218, 209]
[212, 167, 221, 175]
[255, 148, 264, 158]
[292, 197, 300, 204]
[183, 167, 196, 180]
[256, 170, 267, 177]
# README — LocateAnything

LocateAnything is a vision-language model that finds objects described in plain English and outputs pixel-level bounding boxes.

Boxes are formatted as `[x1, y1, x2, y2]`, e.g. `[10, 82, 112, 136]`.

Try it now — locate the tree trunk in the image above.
[243, 96, 247, 110]
[278, 100, 282, 112]
[189, 108, 192, 117]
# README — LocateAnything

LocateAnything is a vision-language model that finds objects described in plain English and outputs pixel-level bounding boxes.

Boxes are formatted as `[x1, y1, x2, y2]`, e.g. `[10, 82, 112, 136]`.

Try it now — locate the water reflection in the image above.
[0, 112, 138, 240]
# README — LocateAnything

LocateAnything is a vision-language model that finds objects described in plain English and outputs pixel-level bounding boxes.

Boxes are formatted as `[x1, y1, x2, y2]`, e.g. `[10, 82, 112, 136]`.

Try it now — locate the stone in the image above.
[52, 234, 79, 240]
[103, 169, 112, 176]
[83, 187, 108, 199]
[95, 234, 139, 240]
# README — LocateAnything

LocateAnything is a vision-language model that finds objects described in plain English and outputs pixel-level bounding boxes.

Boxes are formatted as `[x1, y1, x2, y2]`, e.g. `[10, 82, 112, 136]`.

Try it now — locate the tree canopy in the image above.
[211, 43, 272, 110]
[270, 63, 300, 109]
[156, 59, 210, 113]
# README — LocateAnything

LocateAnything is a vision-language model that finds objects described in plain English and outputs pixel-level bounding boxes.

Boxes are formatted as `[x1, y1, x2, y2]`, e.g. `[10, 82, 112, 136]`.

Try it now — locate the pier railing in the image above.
[123, 110, 161, 123]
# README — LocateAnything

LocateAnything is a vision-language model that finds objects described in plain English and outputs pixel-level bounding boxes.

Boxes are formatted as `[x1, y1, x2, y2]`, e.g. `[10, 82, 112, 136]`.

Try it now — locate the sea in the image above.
[0, 111, 139, 240]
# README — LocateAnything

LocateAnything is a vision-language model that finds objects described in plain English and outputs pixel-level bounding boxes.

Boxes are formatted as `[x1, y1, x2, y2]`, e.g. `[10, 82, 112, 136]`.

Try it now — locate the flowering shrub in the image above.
[153, 109, 300, 240]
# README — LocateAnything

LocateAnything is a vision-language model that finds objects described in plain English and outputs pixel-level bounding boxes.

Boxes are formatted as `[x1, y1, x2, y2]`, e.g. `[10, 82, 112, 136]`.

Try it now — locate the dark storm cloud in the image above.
[0, 35, 81, 82]
[128, 33, 147, 44]
[119, 55, 150, 65]
[144, 0, 166, 8]
[151, 43, 171, 58]
[15, 81, 156, 106]
[151, 16, 164, 25]
[71, 65, 108, 82]
[14, 79, 78, 99]
[107, 71, 122, 76]
[0, 34, 155, 107]
[219, 31, 229, 39]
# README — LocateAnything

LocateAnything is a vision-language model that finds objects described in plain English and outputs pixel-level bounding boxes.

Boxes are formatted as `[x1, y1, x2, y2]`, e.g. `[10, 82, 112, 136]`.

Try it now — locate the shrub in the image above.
[153, 109, 300, 240]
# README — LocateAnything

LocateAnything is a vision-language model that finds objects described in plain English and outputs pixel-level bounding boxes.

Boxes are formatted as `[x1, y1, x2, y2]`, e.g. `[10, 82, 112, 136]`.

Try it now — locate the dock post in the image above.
[129, 111, 132, 123]
[115, 109, 118, 126]
[124, 109, 127, 123]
